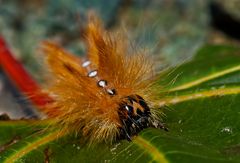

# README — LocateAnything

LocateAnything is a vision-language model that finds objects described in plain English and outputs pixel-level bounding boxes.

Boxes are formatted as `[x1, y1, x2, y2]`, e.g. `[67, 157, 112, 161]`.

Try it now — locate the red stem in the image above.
[0, 36, 52, 108]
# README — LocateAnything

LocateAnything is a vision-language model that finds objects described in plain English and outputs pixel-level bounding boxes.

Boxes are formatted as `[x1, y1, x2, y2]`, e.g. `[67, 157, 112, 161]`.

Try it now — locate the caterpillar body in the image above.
[41, 16, 166, 144]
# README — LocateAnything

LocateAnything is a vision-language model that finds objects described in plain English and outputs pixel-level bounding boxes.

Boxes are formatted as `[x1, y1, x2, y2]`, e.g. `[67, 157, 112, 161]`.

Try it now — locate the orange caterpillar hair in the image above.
[41, 16, 166, 144]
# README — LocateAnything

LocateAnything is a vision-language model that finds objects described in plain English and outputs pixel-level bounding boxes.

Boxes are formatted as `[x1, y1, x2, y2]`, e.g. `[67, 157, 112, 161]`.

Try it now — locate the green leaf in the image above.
[1, 45, 240, 162]
[157, 45, 240, 91]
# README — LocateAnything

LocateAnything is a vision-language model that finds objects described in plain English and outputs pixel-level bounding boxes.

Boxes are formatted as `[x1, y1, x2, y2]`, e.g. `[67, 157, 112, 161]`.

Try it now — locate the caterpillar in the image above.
[40, 16, 167, 144]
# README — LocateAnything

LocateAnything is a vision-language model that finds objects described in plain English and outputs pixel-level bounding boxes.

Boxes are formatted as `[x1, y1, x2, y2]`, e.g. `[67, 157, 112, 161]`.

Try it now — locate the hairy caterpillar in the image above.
[40, 16, 167, 144]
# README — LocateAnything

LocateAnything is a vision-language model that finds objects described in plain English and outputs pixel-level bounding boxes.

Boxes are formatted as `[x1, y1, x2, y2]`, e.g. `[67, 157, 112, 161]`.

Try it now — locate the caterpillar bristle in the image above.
[41, 15, 164, 144]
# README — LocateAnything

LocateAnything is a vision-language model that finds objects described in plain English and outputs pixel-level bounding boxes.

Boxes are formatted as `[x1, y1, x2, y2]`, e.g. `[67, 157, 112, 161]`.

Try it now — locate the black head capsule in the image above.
[118, 94, 153, 141]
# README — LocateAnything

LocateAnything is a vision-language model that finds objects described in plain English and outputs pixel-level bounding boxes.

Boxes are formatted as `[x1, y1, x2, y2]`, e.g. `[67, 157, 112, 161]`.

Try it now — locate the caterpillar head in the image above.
[118, 95, 151, 141]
